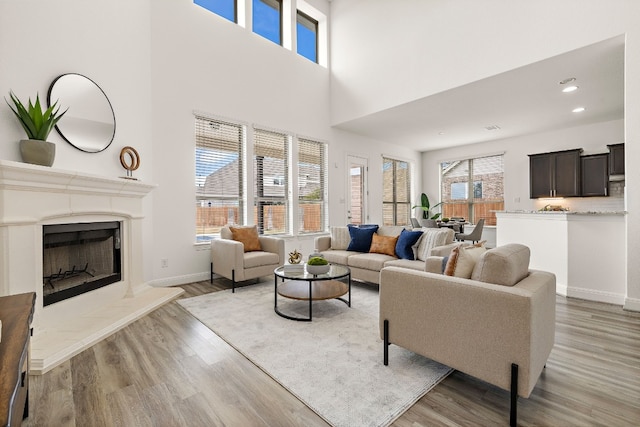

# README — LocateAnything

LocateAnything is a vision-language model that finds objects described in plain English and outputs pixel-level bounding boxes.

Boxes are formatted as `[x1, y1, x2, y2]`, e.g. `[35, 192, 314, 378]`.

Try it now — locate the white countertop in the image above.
[496, 210, 626, 216]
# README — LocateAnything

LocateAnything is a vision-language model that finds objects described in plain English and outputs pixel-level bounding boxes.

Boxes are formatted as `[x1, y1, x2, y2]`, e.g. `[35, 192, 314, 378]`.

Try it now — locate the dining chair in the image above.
[455, 218, 485, 243]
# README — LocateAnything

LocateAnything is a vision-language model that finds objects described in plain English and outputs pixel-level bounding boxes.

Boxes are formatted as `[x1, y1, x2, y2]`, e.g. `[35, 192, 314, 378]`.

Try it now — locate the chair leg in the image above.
[232, 269, 235, 293]
[210, 262, 213, 284]
[510, 363, 518, 427]
[383, 319, 389, 366]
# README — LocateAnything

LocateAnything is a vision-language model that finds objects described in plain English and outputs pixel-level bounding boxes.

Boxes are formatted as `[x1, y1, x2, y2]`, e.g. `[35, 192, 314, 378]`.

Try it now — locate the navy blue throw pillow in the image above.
[347, 224, 379, 252]
[395, 229, 424, 260]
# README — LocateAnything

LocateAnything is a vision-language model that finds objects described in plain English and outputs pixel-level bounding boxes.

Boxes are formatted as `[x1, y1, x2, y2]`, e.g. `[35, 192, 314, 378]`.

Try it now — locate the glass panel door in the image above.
[347, 155, 367, 225]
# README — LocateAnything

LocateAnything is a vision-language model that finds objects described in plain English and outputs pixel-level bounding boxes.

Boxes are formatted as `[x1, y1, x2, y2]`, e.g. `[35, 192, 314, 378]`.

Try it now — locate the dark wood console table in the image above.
[0, 292, 35, 426]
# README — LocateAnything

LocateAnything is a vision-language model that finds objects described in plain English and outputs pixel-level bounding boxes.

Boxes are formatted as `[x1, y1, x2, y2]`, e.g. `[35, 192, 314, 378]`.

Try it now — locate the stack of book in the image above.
[283, 263, 304, 272]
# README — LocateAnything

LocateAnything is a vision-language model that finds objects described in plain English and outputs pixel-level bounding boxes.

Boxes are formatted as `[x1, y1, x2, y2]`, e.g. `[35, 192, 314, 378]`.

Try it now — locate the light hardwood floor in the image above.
[25, 279, 640, 426]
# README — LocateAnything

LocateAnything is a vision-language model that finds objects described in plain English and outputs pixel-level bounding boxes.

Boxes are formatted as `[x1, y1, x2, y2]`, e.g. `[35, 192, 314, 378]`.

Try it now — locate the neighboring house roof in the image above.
[197, 158, 321, 200]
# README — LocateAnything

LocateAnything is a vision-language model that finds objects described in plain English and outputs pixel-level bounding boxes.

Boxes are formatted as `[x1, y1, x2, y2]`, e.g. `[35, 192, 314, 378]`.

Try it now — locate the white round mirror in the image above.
[47, 73, 116, 153]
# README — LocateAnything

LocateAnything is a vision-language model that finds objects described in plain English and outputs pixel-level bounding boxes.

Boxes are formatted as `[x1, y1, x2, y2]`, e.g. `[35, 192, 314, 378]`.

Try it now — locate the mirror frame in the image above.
[47, 73, 116, 153]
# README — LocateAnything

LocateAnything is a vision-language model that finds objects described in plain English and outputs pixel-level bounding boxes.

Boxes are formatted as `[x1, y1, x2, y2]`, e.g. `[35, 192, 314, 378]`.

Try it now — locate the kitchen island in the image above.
[496, 211, 626, 305]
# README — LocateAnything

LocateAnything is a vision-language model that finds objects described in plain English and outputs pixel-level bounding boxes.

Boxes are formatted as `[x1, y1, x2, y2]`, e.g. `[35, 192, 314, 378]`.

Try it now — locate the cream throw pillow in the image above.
[330, 226, 351, 250]
[444, 241, 487, 278]
[416, 228, 453, 261]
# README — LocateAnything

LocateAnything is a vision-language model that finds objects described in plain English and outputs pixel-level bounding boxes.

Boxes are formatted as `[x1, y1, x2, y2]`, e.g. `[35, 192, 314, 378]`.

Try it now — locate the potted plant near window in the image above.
[412, 192, 442, 227]
[5, 91, 67, 167]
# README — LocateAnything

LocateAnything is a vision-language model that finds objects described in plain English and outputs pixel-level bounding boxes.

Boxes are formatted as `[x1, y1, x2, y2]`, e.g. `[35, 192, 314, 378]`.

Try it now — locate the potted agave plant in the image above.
[5, 91, 67, 167]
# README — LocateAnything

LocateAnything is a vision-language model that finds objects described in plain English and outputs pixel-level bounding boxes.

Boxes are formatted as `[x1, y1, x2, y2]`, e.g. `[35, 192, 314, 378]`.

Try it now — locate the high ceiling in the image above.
[334, 36, 624, 152]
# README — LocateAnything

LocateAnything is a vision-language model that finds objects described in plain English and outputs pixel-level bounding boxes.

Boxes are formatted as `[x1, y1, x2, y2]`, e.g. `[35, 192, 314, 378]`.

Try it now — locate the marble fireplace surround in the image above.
[0, 160, 183, 374]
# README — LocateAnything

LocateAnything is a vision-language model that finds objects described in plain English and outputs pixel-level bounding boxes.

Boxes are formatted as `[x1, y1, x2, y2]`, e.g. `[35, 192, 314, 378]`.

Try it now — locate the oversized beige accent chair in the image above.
[210, 226, 285, 292]
[380, 244, 556, 426]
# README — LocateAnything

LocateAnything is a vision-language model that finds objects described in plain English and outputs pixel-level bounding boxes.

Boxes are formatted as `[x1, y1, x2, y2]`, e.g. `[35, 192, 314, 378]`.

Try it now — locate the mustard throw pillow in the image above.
[229, 225, 262, 252]
[369, 233, 398, 257]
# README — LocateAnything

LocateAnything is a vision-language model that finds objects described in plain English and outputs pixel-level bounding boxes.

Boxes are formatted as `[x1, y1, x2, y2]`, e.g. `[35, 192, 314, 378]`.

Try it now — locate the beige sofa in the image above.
[314, 225, 457, 284]
[379, 244, 556, 426]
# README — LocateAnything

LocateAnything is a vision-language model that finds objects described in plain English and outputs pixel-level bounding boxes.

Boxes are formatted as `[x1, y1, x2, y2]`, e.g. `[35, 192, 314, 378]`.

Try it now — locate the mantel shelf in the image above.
[0, 159, 156, 198]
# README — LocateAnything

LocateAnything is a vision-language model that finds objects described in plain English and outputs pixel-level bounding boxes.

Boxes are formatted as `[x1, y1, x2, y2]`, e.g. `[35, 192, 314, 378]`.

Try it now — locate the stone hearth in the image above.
[0, 159, 183, 374]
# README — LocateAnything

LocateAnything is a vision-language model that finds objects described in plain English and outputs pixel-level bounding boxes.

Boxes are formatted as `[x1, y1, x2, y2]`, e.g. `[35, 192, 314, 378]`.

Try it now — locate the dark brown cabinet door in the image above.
[581, 154, 609, 197]
[554, 150, 581, 197]
[529, 154, 553, 198]
[608, 143, 625, 175]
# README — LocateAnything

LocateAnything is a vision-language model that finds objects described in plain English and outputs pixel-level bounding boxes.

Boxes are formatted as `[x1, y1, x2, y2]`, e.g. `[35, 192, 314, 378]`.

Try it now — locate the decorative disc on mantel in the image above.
[119, 146, 140, 180]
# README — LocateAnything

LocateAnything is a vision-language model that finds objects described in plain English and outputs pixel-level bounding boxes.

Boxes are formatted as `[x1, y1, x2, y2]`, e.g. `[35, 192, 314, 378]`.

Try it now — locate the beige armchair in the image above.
[210, 226, 285, 292]
[380, 244, 556, 426]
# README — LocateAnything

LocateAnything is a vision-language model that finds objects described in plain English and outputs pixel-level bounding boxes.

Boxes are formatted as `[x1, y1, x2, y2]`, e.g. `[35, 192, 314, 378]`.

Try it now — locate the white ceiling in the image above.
[334, 36, 624, 152]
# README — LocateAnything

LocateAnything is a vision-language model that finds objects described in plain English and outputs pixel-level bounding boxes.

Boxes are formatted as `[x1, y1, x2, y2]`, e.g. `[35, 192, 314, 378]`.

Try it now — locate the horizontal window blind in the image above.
[254, 127, 289, 234]
[195, 115, 244, 240]
[298, 138, 326, 233]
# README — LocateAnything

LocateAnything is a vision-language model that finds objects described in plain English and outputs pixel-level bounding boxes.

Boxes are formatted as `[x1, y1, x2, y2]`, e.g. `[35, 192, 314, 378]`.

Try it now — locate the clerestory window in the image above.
[194, 0, 237, 23]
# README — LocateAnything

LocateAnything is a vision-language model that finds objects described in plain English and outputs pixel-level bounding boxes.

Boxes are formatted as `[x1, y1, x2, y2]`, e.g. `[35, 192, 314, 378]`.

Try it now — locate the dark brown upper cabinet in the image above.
[581, 153, 609, 197]
[607, 143, 625, 175]
[529, 149, 582, 198]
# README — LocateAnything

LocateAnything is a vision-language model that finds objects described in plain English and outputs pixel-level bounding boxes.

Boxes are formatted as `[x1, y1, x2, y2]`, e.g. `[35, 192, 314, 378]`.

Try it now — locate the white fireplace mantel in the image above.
[0, 159, 183, 374]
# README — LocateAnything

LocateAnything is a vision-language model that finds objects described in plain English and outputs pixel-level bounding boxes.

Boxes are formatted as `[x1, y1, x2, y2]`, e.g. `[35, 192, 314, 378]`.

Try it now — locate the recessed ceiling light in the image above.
[484, 125, 501, 131]
[562, 85, 579, 93]
[572, 107, 586, 113]
[559, 77, 576, 85]
[438, 131, 445, 135]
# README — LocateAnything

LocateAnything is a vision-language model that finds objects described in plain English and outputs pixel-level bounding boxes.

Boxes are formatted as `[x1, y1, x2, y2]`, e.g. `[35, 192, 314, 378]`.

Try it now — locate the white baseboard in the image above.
[556, 283, 568, 297]
[566, 286, 625, 306]
[623, 297, 640, 312]
[148, 272, 211, 288]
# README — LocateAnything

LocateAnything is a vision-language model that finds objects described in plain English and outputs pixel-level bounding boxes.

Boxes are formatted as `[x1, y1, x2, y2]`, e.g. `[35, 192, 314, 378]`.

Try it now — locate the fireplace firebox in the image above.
[43, 221, 122, 306]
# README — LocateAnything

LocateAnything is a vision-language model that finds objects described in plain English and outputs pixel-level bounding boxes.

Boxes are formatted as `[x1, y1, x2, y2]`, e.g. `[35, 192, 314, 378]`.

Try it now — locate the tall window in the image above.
[195, 115, 244, 241]
[296, 10, 318, 63]
[254, 128, 289, 234]
[298, 138, 327, 233]
[382, 157, 411, 226]
[440, 154, 504, 225]
[194, 0, 236, 23]
[253, 0, 282, 45]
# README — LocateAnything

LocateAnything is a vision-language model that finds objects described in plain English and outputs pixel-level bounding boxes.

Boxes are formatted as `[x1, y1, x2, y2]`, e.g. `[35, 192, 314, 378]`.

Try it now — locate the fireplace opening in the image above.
[43, 221, 122, 306]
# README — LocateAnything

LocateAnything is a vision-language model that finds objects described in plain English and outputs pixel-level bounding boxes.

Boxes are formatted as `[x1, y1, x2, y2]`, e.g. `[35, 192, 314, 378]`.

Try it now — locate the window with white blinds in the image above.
[298, 138, 326, 233]
[195, 115, 244, 241]
[382, 157, 411, 226]
[254, 127, 289, 235]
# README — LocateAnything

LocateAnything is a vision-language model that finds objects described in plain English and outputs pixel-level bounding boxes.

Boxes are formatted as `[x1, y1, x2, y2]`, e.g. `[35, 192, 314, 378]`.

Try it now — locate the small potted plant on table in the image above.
[306, 256, 330, 275]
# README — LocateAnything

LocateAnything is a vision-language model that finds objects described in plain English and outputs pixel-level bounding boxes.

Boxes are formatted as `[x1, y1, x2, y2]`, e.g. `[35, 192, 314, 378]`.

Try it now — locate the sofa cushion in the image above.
[384, 258, 425, 271]
[320, 250, 355, 266]
[471, 243, 531, 286]
[369, 233, 398, 257]
[416, 228, 455, 261]
[444, 242, 487, 278]
[395, 229, 424, 260]
[243, 251, 279, 268]
[330, 226, 351, 250]
[376, 225, 406, 236]
[347, 224, 379, 252]
[348, 253, 394, 271]
[229, 225, 262, 252]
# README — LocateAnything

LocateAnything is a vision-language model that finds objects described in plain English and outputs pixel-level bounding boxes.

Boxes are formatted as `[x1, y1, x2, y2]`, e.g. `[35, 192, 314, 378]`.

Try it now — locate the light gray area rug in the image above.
[178, 281, 452, 427]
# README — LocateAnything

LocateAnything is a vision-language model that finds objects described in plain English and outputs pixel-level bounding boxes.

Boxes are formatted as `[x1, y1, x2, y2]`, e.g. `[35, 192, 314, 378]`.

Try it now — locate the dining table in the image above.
[437, 221, 465, 234]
